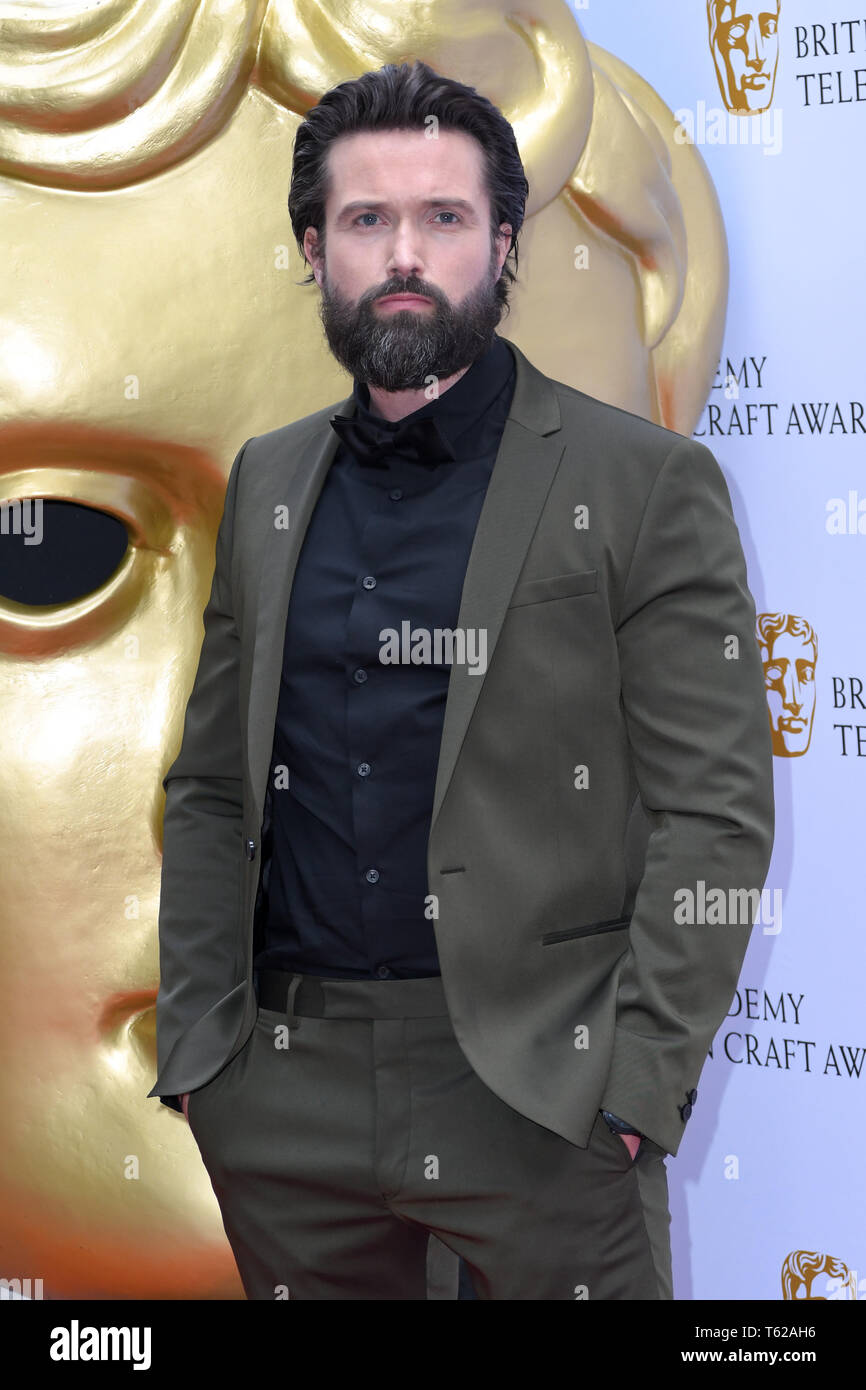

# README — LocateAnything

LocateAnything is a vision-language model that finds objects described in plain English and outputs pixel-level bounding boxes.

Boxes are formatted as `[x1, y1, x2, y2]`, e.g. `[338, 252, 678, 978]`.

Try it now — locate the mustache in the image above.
[363, 278, 442, 307]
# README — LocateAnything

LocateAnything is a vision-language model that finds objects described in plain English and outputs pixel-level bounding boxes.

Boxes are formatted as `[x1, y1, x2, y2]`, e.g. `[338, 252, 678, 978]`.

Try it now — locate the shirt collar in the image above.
[350, 334, 514, 460]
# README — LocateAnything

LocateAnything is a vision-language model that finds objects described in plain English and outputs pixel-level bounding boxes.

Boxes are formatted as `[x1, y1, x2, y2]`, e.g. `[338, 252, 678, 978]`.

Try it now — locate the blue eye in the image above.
[352, 211, 461, 227]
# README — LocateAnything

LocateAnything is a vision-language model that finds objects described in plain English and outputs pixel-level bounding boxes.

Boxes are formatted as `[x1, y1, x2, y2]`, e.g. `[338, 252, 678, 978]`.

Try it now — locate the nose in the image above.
[384, 219, 426, 283]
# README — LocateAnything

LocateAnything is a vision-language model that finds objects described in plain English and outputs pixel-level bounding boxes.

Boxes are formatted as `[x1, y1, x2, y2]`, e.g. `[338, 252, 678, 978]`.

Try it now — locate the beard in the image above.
[316, 249, 505, 391]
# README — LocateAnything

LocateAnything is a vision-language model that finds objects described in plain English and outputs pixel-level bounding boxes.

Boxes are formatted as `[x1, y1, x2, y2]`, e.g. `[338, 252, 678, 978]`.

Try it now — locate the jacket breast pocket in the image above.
[508, 568, 598, 609]
[540, 915, 631, 945]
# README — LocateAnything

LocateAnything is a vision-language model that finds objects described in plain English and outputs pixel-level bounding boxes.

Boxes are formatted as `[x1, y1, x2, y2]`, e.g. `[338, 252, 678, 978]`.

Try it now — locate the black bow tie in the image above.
[330, 411, 457, 468]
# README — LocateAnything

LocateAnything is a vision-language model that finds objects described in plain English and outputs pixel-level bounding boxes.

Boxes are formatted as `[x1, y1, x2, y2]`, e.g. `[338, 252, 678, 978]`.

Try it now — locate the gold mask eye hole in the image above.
[0, 499, 128, 606]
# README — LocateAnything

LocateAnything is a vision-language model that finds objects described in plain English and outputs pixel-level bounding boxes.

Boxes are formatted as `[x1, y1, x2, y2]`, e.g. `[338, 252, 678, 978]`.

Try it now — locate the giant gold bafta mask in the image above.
[0, 0, 727, 1297]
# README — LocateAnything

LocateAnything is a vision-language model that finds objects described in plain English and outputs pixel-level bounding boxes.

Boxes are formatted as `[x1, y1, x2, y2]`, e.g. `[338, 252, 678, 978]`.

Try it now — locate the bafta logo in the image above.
[757, 613, 816, 757]
[708, 1, 781, 113]
[781, 1250, 857, 1300]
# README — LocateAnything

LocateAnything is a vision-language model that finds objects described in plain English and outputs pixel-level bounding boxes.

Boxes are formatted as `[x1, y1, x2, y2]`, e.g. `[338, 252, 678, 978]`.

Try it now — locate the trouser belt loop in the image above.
[284, 973, 303, 1030]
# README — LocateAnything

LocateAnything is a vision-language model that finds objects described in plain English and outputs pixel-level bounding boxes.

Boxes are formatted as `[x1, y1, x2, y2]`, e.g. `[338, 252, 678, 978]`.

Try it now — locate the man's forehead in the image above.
[327, 127, 483, 180]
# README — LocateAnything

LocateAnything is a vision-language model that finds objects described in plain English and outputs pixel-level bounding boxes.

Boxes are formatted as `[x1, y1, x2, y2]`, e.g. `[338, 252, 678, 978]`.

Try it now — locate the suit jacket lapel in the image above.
[246, 407, 350, 821]
[429, 343, 564, 827]
[246, 338, 565, 832]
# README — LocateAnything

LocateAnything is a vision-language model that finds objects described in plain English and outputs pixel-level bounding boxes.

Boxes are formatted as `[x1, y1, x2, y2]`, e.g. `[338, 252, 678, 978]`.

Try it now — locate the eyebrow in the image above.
[336, 198, 478, 220]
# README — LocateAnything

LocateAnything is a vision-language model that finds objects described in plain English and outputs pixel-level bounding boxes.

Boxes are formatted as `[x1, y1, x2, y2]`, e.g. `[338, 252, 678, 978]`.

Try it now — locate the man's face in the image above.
[303, 128, 512, 391]
[712, 3, 780, 113]
[763, 628, 816, 756]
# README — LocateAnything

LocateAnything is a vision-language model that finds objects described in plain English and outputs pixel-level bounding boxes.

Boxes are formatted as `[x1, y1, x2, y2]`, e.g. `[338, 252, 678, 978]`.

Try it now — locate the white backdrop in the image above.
[578, 0, 864, 1301]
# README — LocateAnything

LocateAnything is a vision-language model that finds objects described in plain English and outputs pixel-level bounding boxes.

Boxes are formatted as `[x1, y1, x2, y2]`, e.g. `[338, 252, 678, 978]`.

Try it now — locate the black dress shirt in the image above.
[252, 333, 516, 980]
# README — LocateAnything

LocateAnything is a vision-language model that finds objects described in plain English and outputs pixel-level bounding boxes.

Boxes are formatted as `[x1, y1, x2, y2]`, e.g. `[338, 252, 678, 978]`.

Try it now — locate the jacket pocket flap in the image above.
[509, 568, 598, 608]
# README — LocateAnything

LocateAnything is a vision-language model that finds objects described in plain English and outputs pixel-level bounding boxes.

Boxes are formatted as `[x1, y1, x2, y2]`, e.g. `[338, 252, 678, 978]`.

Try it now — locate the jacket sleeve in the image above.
[148, 439, 251, 1101]
[601, 436, 775, 1155]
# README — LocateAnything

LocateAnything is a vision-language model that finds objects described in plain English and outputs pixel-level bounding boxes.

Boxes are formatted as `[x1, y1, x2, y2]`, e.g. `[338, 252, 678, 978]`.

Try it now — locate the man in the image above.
[149, 60, 775, 1300]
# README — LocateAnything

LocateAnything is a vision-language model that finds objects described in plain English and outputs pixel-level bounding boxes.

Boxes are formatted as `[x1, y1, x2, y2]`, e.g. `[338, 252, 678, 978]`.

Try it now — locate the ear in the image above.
[495, 223, 513, 277]
[303, 226, 323, 281]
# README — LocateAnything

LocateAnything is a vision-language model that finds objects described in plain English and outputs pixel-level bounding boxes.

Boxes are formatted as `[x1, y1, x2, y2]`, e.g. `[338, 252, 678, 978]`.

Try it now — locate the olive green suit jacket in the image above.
[148, 336, 775, 1156]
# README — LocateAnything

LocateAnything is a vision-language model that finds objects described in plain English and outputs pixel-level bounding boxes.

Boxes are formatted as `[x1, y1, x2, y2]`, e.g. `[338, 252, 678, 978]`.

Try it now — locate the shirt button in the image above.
[362, 575, 377, 590]
[389, 488, 403, 501]
[357, 762, 371, 777]
[353, 668, 368, 684]
[365, 868, 380, 884]
[375, 965, 391, 979]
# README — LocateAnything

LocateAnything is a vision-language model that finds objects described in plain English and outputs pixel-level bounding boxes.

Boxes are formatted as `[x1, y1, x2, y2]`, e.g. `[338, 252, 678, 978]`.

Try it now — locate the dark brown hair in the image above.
[288, 59, 528, 309]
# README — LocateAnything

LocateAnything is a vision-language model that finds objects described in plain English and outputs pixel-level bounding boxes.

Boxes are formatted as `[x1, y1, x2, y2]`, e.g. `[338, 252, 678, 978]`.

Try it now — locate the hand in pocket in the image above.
[618, 1132, 641, 1161]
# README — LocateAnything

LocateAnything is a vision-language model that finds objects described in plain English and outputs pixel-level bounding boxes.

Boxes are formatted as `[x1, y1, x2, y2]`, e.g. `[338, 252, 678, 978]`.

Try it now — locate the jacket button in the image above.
[245, 839, 256, 861]
[687, 1088, 698, 1105]
[680, 1101, 693, 1122]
